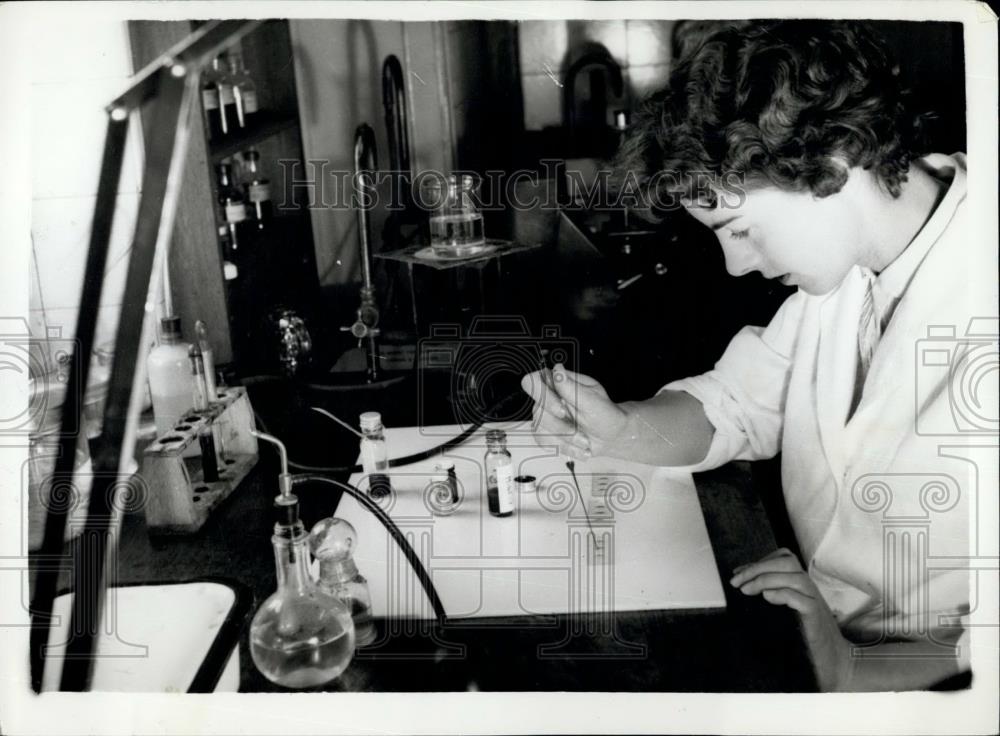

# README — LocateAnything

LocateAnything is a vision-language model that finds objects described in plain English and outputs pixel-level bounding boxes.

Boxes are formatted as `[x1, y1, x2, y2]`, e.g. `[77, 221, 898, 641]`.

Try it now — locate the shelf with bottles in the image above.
[200, 45, 298, 163]
[207, 111, 299, 163]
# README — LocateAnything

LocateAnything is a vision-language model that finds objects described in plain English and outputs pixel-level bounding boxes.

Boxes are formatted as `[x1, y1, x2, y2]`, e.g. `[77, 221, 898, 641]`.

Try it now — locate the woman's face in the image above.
[683, 184, 864, 296]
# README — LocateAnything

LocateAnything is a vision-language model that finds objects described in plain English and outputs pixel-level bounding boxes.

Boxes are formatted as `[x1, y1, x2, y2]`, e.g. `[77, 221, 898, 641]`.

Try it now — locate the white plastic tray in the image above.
[342, 423, 726, 620]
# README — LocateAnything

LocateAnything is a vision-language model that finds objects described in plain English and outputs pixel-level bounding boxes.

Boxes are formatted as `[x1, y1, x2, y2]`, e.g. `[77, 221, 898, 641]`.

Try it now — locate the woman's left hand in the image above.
[730, 547, 854, 691]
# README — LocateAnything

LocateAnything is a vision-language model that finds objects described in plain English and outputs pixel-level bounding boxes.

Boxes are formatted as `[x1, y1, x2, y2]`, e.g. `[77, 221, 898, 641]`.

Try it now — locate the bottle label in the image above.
[494, 464, 514, 513]
[219, 83, 234, 105]
[248, 181, 271, 203]
[242, 88, 259, 114]
[360, 438, 386, 475]
[225, 202, 246, 223]
[202, 88, 219, 110]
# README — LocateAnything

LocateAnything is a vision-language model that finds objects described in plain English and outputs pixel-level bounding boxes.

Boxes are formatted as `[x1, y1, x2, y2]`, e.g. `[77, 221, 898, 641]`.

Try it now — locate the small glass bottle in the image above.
[436, 459, 460, 504]
[216, 162, 247, 249]
[216, 53, 238, 136]
[359, 412, 392, 498]
[241, 148, 272, 228]
[203, 55, 235, 138]
[250, 514, 356, 689]
[310, 517, 377, 648]
[228, 49, 259, 128]
[200, 56, 223, 138]
[146, 316, 194, 438]
[219, 225, 239, 280]
[485, 429, 514, 517]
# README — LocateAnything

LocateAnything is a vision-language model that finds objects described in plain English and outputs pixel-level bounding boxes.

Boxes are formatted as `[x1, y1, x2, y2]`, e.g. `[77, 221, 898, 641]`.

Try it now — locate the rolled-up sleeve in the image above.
[662, 291, 806, 472]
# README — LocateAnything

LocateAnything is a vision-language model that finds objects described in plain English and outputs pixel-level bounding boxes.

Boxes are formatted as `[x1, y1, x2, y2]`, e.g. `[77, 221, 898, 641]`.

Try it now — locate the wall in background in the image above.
[290, 19, 461, 288]
[518, 19, 675, 131]
[28, 20, 148, 366]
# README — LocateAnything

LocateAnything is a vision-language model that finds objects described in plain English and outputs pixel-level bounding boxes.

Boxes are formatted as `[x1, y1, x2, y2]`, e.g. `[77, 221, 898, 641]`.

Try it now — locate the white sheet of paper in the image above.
[341, 423, 726, 619]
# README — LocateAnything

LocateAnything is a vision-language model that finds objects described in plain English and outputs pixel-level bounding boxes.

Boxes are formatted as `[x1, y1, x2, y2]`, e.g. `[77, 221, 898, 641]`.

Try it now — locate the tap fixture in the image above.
[382, 55, 412, 219]
[343, 123, 381, 382]
[249, 429, 296, 519]
[354, 123, 378, 294]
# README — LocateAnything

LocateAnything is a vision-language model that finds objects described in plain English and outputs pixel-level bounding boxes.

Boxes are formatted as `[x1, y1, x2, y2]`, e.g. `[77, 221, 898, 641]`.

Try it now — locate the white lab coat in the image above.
[667, 155, 997, 658]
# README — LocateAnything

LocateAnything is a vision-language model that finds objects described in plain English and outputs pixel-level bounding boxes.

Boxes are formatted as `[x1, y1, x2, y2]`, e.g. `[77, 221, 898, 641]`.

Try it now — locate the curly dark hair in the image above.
[615, 20, 927, 207]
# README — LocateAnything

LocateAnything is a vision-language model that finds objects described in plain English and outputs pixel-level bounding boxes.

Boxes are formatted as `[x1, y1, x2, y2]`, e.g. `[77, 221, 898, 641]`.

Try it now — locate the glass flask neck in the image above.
[272, 525, 313, 594]
[318, 555, 359, 584]
[362, 426, 384, 441]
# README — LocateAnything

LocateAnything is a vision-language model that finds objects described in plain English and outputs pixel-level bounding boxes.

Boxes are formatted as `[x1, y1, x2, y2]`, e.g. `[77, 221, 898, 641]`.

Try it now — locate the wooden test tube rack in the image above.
[140, 386, 258, 535]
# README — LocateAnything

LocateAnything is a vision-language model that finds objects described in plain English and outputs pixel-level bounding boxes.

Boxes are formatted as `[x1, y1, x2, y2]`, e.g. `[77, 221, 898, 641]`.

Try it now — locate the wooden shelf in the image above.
[208, 110, 298, 162]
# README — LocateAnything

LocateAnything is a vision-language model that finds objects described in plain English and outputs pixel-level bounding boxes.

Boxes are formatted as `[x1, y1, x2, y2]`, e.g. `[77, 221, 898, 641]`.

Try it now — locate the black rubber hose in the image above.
[258, 387, 528, 475]
[292, 474, 448, 623]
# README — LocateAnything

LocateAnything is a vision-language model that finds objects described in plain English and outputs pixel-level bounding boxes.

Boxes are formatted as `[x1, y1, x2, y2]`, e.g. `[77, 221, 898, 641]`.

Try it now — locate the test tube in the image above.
[189, 344, 210, 411]
[195, 320, 218, 402]
[188, 345, 218, 481]
[190, 344, 225, 471]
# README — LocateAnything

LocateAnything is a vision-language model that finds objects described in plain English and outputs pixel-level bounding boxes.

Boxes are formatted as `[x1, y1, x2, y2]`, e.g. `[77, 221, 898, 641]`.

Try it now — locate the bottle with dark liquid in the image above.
[204, 55, 236, 139]
[485, 429, 514, 517]
[201, 57, 222, 137]
[216, 162, 247, 250]
[217, 53, 238, 136]
[241, 148, 272, 227]
[359, 412, 392, 498]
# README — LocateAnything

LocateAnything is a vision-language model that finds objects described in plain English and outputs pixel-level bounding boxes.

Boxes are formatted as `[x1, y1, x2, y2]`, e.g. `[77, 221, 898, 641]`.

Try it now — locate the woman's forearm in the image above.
[600, 390, 715, 467]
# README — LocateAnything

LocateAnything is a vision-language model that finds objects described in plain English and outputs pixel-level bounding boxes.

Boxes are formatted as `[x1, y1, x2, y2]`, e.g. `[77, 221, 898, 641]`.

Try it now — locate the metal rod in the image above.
[310, 406, 365, 438]
[29, 113, 129, 694]
[60, 68, 195, 693]
[353, 123, 378, 291]
[162, 246, 174, 318]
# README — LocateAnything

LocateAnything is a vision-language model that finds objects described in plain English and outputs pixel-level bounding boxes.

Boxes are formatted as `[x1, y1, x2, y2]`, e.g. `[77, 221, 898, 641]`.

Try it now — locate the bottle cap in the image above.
[223, 261, 239, 280]
[359, 411, 382, 432]
[159, 316, 182, 342]
[436, 459, 455, 471]
[515, 475, 537, 494]
[485, 428, 506, 442]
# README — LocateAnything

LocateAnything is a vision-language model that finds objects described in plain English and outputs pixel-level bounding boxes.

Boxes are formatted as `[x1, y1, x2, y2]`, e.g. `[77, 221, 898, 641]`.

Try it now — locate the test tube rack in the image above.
[140, 386, 258, 535]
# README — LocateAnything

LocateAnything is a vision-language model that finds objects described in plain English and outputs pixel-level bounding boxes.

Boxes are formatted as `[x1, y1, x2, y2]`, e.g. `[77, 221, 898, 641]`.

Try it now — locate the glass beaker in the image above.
[423, 173, 486, 257]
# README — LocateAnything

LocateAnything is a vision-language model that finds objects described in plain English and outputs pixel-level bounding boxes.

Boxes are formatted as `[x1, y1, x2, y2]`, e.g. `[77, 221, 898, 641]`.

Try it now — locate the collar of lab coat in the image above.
[814, 153, 968, 481]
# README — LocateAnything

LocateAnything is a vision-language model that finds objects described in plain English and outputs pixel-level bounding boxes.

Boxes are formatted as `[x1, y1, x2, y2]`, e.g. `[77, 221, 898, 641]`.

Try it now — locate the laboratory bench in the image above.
[45, 449, 816, 693]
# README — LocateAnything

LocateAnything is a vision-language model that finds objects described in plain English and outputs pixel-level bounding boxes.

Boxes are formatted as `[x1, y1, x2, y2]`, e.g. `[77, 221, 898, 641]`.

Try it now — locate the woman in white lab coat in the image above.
[523, 21, 996, 691]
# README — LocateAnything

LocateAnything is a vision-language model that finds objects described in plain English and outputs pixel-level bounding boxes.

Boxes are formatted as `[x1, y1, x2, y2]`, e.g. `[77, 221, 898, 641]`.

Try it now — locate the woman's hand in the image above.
[520, 364, 628, 460]
[730, 548, 854, 691]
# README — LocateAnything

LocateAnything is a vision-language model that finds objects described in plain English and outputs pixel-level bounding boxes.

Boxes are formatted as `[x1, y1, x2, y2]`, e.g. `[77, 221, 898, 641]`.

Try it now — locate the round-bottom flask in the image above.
[250, 522, 356, 688]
